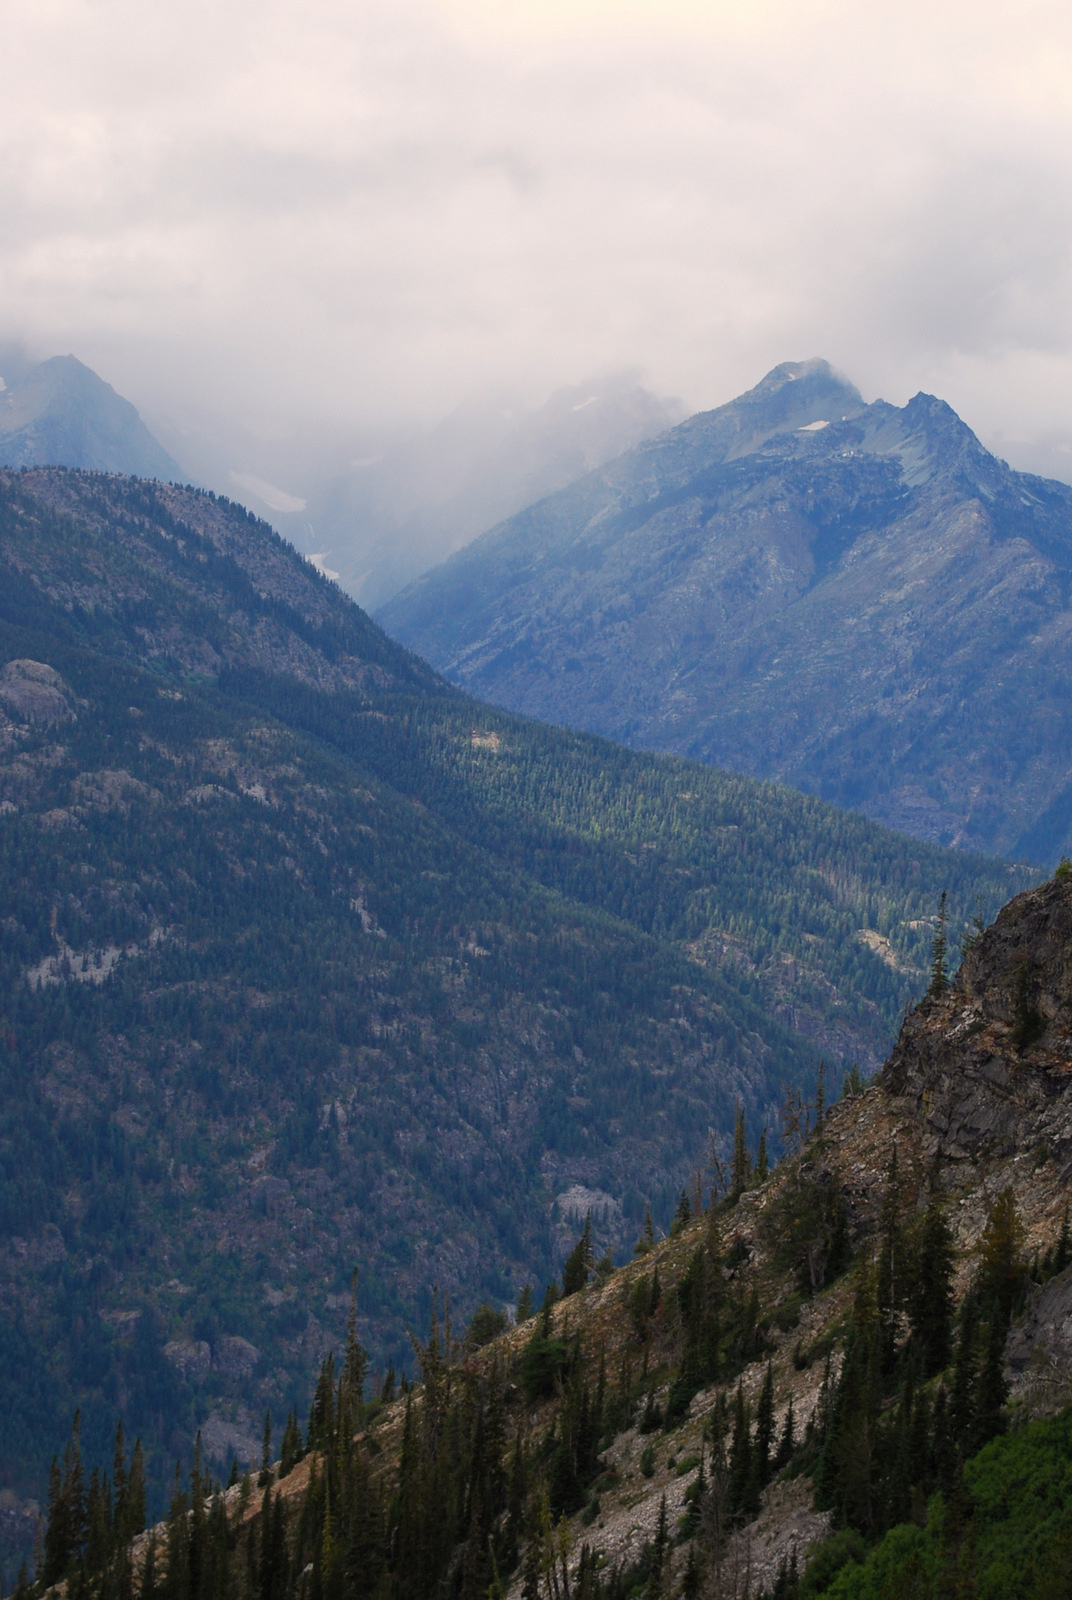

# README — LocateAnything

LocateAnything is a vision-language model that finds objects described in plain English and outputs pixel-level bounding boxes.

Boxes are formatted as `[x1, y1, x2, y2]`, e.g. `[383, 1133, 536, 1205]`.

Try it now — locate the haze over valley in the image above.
[5, 1, 1072, 1595]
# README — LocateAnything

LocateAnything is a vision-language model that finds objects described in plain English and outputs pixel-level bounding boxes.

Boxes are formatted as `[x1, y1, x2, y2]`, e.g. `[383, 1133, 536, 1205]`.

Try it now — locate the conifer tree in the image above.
[671, 1190, 692, 1236]
[681, 1541, 702, 1599]
[973, 1315, 1010, 1452]
[647, 1494, 670, 1600]
[978, 1185, 1027, 1327]
[342, 1270, 368, 1418]
[730, 1103, 751, 1203]
[775, 1398, 795, 1472]
[753, 1362, 776, 1492]
[562, 1216, 593, 1296]
[755, 1128, 769, 1182]
[42, 1412, 87, 1586]
[928, 891, 949, 997]
[727, 1382, 754, 1519]
[908, 1201, 955, 1376]
[279, 1411, 304, 1479]
[635, 1207, 656, 1256]
[259, 1410, 273, 1487]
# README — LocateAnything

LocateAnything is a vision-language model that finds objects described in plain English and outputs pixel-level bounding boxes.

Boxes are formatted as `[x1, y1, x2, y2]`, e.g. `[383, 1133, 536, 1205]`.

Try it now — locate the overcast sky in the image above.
[2, 0, 1071, 468]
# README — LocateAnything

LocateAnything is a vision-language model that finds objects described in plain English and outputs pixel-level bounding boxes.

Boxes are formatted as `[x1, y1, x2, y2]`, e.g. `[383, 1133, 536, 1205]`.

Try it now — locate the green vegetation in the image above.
[808, 1411, 1072, 1599]
[0, 469, 1033, 1561]
[24, 1104, 1069, 1600]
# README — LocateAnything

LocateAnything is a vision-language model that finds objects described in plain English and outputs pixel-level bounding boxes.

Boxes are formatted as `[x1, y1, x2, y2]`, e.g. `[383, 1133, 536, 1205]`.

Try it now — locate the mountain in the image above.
[152, 374, 683, 608]
[0, 465, 1028, 1559]
[0, 355, 183, 479]
[33, 870, 1072, 1600]
[380, 359, 1072, 860]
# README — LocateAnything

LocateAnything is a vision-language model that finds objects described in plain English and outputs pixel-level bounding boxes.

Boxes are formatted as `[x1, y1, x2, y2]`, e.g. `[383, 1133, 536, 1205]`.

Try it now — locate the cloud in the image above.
[1, 0, 1071, 465]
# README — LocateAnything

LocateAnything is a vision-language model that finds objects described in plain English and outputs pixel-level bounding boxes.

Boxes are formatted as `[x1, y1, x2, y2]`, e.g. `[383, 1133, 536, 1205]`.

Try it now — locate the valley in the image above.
[0, 465, 1027, 1560]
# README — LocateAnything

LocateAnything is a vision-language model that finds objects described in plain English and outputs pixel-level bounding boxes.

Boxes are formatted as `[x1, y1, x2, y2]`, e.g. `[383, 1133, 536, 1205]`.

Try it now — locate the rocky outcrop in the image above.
[0, 660, 73, 724]
[883, 876, 1072, 1174]
[1006, 1267, 1072, 1415]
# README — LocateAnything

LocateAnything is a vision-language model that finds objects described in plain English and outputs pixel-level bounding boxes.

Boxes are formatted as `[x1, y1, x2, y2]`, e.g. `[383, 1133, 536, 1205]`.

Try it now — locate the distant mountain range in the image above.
[0, 351, 684, 608]
[0, 464, 1025, 1546]
[0, 354, 183, 479]
[380, 360, 1072, 861]
[156, 374, 685, 608]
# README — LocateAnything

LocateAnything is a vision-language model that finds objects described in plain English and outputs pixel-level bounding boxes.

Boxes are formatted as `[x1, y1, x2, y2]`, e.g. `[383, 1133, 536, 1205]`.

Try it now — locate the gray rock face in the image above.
[164, 1338, 212, 1381]
[1006, 1267, 1072, 1415]
[213, 1336, 260, 1378]
[0, 356, 182, 480]
[0, 660, 73, 724]
[882, 876, 1072, 1172]
[380, 359, 1072, 858]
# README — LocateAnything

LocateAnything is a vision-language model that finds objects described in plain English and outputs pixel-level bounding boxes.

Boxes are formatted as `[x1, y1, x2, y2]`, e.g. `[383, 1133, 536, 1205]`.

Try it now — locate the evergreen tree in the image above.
[978, 1185, 1027, 1327]
[279, 1411, 304, 1479]
[259, 1411, 273, 1487]
[775, 1398, 795, 1472]
[42, 1412, 87, 1586]
[727, 1382, 754, 1519]
[635, 1207, 656, 1256]
[671, 1190, 692, 1236]
[753, 1361, 776, 1493]
[562, 1216, 594, 1296]
[647, 1494, 670, 1600]
[342, 1270, 368, 1419]
[972, 1315, 1010, 1453]
[730, 1103, 751, 1203]
[755, 1128, 769, 1182]
[909, 1201, 956, 1376]
[929, 891, 949, 997]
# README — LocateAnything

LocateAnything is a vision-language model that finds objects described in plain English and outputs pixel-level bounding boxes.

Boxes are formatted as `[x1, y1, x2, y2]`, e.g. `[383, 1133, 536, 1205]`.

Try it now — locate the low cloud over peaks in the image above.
[1, 0, 1071, 467]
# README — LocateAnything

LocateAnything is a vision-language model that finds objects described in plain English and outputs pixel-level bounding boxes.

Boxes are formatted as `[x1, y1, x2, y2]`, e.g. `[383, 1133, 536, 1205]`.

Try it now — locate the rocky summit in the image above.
[0, 355, 183, 480]
[381, 358, 1072, 860]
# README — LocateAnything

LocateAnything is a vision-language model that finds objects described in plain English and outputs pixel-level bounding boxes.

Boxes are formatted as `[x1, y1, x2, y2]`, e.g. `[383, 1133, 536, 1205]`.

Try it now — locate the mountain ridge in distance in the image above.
[151, 372, 685, 609]
[0, 354, 184, 480]
[379, 358, 1072, 859]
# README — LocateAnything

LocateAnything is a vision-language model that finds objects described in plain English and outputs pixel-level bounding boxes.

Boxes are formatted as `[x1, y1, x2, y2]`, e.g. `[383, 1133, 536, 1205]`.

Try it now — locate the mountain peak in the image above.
[738, 356, 863, 415]
[0, 354, 183, 480]
[380, 362, 1072, 857]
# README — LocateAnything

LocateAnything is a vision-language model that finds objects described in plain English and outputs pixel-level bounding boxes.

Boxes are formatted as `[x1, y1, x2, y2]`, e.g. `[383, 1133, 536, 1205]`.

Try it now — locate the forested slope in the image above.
[381, 358, 1072, 858]
[0, 467, 1029, 1556]
[32, 873, 1072, 1600]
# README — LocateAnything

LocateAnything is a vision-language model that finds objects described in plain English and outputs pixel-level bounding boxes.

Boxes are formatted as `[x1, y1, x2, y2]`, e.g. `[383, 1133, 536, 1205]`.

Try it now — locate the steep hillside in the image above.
[381, 359, 1072, 859]
[0, 357, 183, 479]
[0, 466, 1027, 1556]
[35, 873, 1072, 1600]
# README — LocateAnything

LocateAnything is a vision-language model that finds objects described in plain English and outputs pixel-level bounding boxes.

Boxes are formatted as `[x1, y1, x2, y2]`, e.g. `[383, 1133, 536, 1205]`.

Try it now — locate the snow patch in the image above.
[228, 471, 306, 514]
[306, 552, 341, 581]
[798, 419, 830, 431]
